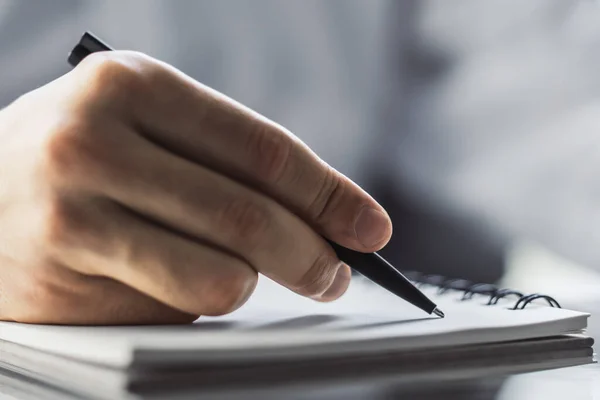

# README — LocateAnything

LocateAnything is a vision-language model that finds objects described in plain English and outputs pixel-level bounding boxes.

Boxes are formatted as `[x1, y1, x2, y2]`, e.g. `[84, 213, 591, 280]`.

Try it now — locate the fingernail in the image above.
[320, 264, 352, 301]
[354, 207, 391, 248]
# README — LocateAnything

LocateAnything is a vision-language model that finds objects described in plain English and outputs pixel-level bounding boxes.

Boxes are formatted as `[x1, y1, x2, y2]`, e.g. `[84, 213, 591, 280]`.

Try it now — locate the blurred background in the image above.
[4, 1, 600, 399]
[3, 0, 600, 302]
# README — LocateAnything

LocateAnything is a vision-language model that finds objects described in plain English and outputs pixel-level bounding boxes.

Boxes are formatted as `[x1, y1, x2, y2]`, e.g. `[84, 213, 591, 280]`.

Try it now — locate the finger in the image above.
[56, 276, 201, 325]
[2, 256, 199, 325]
[44, 195, 259, 317]
[69, 122, 350, 302]
[76, 52, 392, 252]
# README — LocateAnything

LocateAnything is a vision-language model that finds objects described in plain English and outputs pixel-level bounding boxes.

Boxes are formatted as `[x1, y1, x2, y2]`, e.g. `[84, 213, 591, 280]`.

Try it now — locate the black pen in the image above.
[67, 31, 444, 319]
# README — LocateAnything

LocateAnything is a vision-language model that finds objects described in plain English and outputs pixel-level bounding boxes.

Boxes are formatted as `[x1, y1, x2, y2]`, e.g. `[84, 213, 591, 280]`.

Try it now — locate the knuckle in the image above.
[41, 118, 121, 188]
[202, 267, 258, 316]
[217, 197, 271, 250]
[307, 166, 345, 224]
[40, 199, 86, 254]
[77, 52, 148, 102]
[294, 253, 338, 298]
[42, 118, 95, 184]
[246, 121, 293, 183]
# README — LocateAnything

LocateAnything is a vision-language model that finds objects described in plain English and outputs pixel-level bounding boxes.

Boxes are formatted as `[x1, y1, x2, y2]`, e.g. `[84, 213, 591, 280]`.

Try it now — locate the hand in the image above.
[0, 52, 392, 325]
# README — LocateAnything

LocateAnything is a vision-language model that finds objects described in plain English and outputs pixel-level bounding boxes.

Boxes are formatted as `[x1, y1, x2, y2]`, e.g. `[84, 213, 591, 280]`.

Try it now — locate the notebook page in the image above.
[0, 276, 588, 368]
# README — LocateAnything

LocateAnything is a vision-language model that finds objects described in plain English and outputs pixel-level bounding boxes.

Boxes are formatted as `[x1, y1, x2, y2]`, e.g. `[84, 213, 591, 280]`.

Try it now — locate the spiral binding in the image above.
[402, 271, 561, 310]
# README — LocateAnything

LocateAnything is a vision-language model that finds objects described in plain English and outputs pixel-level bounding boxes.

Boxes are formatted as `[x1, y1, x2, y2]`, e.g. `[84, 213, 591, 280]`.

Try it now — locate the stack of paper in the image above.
[0, 277, 593, 399]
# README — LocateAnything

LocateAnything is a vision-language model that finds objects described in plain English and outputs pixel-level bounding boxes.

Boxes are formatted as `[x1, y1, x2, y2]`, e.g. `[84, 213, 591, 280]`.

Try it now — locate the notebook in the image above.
[0, 273, 594, 398]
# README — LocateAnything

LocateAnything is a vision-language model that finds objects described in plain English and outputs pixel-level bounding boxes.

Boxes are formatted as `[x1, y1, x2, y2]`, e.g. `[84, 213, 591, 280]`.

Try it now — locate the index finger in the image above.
[86, 52, 393, 252]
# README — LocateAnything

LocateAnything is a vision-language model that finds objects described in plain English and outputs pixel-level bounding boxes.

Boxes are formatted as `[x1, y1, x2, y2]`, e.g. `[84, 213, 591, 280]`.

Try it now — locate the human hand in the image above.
[0, 52, 392, 324]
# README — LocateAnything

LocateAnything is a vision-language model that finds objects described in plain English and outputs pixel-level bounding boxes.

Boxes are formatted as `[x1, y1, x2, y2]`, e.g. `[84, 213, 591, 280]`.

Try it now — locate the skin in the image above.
[0, 51, 392, 325]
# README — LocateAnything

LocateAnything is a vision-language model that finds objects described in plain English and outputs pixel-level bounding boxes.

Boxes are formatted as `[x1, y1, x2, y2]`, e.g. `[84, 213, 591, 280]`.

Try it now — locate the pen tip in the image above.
[433, 308, 445, 318]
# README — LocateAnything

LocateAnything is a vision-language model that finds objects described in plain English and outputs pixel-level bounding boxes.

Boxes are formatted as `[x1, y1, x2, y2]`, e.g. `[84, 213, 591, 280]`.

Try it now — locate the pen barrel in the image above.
[328, 241, 437, 314]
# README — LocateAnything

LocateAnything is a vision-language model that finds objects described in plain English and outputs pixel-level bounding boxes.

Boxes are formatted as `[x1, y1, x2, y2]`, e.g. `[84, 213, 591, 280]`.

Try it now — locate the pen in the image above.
[67, 31, 444, 319]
